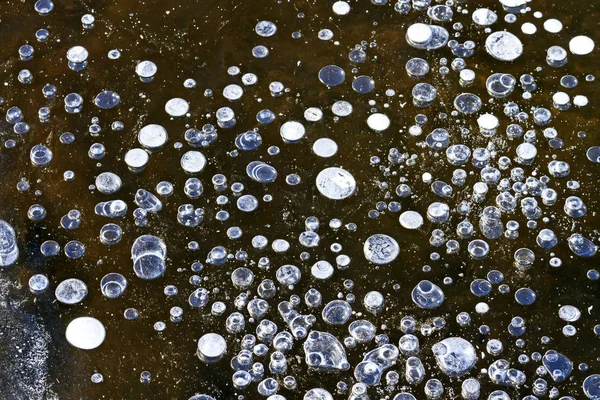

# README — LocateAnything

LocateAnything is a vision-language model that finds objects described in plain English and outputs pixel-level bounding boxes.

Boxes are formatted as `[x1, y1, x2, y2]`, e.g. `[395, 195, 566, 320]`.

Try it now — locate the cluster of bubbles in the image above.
[1, 0, 599, 399]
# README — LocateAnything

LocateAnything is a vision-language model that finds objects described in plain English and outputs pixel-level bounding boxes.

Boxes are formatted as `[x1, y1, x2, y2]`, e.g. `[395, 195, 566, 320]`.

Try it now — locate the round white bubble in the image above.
[367, 113, 390, 131]
[165, 98, 189, 117]
[125, 148, 149, 169]
[95, 172, 122, 194]
[472, 9, 497, 26]
[198, 333, 227, 359]
[67, 46, 88, 63]
[304, 107, 323, 122]
[569, 35, 594, 55]
[138, 124, 168, 149]
[66, 317, 106, 350]
[311, 260, 334, 280]
[332, 1, 350, 15]
[363, 234, 400, 265]
[399, 211, 424, 229]
[485, 31, 523, 61]
[516, 143, 537, 161]
[280, 121, 306, 143]
[499, 0, 526, 7]
[223, 84, 244, 101]
[543, 18, 562, 33]
[552, 92, 570, 107]
[181, 151, 207, 173]
[55, 278, 88, 304]
[407, 23, 433, 45]
[312, 138, 338, 158]
[135, 61, 157, 78]
[477, 113, 499, 131]
[316, 167, 356, 200]
[521, 22, 537, 35]
[331, 101, 353, 117]
[574, 95, 589, 107]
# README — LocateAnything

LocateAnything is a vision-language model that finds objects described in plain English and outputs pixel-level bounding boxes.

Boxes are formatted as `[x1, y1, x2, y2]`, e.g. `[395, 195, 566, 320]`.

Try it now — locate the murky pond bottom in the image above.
[1, 0, 600, 399]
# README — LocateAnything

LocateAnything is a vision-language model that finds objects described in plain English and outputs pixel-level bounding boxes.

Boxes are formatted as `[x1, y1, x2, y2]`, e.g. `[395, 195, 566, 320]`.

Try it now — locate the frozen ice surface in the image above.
[1, 0, 600, 398]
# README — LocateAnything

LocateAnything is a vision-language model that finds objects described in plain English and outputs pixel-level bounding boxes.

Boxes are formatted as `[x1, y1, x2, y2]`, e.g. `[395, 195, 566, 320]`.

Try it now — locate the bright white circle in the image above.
[66, 317, 106, 350]
[472, 9, 497, 26]
[485, 31, 523, 61]
[399, 211, 424, 229]
[367, 113, 391, 131]
[223, 84, 244, 101]
[316, 167, 356, 200]
[280, 121, 306, 143]
[66, 46, 88, 63]
[477, 113, 499, 130]
[332, 1, 350, 15]
[95, 172, 122, 194]
[180, 151, 207, 173]
[165, 98, 189, 117]
[313, 138, 338, 158]
[138, 124, 168, 149]
[573, 95, 589, 107]
[569, 35, 595, 55]
[311, 260, 334, 280]
[331, 101, 353, 117]
[499, 0, 526, 7]
[521, 22, 537, 35]
[475, 302, 490, 314]
[516, 142, 537, 160]
[552, 92, 570, 106]
[135, 61, 157, 78]
[198, 333, 227, 358]
[543, 18, 562, 33]
[363, 234, 400, 265]
[125, 148, 149, 168]
[304, 107, 323, 122]
[407, 23, 433, 44]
